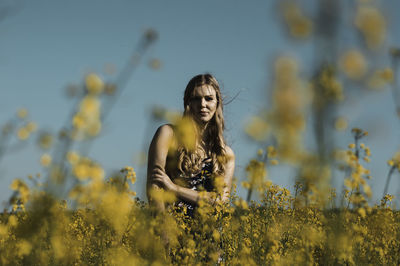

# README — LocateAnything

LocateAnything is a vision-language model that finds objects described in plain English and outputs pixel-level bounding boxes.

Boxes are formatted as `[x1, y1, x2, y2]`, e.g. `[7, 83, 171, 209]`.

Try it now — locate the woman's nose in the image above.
[200, 98, 206, 107]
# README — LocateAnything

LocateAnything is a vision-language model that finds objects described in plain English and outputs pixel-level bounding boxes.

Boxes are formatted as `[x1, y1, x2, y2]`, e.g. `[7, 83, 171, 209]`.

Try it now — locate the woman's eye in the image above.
[205, 97, 213, 101]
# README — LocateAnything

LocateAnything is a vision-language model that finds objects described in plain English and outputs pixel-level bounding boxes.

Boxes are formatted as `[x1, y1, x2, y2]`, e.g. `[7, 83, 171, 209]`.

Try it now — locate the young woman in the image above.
[146, 74, 235, 216]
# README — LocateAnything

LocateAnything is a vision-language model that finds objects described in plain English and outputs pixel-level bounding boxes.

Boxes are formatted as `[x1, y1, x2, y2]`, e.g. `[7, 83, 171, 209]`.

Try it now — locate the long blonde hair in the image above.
[177, 74, 227, 178]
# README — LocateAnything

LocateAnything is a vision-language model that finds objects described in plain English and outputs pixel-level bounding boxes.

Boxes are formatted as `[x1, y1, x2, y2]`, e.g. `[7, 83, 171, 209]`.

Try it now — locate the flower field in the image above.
[2, 1, 400, 265]
[1, 164, 399, 265]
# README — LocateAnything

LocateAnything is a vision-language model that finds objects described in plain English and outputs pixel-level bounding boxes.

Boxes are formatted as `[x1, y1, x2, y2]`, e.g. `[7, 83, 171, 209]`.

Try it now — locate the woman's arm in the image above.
[146, 124, 175, 211]
[152, 145, 235, 206]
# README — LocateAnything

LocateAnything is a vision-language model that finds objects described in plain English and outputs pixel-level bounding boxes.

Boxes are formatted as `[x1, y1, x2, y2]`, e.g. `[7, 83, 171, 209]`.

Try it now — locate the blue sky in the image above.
[1, 0, 400, 206]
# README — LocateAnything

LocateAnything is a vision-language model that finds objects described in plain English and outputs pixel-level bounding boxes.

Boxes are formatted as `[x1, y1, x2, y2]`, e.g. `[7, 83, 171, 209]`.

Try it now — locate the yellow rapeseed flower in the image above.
[282, 2, 313, 39]
[339, 50, 367, 80]
[245, 116, 269, 141]
[16, 240, 32, 256]
[87, 121, 102, 136]
[67, 151, 80, 164]
[8, 215, 18, 227]
[368, 68, 394, 89]
[72, 114, 85, 129]
[17, 127, 29, 140]
[17, 108, 28, 119]
[26, 122, 37, 132]
[355, 5, 386, 49]
[90, 165, 105, 180]
[149, 58, 162, 70]
[80, 96, 100, 117]
[357, 207, 366, 218]
[38, 132, 53, 149]
[85, 73, 104, 94]
[335, 117, 348, 131]
[270, 159, 279, 166]
[40, 153, 52, 167]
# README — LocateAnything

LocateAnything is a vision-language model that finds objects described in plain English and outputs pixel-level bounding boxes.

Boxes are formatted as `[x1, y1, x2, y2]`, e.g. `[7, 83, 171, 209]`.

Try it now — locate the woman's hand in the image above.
[151, 166, 177, 193]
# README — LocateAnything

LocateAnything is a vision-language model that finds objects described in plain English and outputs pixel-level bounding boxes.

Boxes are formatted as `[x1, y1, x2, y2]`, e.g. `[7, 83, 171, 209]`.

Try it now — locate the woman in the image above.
[146, 74, 235, 216]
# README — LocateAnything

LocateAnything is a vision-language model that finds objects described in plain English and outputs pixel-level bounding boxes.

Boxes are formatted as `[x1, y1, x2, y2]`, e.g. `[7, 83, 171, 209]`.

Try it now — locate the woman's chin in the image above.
[194, 117, 210, 125]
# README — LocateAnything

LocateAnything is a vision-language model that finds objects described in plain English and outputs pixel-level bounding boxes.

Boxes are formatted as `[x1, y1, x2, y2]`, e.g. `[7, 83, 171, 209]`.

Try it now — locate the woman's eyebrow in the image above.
[192, 94, 214, 98]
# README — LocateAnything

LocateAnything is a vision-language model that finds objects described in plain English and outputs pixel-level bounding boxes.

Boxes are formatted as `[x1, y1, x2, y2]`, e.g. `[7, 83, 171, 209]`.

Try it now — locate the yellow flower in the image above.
[175, 116, 197, 151]
[270, 159, 279, 166]
[149, 58, 162, 70]
[38, 132, 53, 149]
[267, 146, 277, 158]
[335, 117, 348, 131]
[355, 5, 386, 49]
[8, 215, 18, 227]
[40, 153, 52, 167]
[26, 122, 37, 132]
[357, 208, 366, 218]
[212, 229, 220, 241]
[16, 240, 32, 256]
[72, 114, 85, 129]
[282, 2, 313, 39]
[90, 165, 105, 180]
[67, 151, 80, 164]
[17, 108, 28, 119]
[87, 121, 102, 136]
[73, 163, 90, 180]
[85, 73, 104, 94]
[380, 68, 394, 82]
[339, 50, 367, 79]
[368, 68, 394, 89]
[80, 96, 100, 117]
[245, 116, 269, 141]
[17, 127, 29, 140]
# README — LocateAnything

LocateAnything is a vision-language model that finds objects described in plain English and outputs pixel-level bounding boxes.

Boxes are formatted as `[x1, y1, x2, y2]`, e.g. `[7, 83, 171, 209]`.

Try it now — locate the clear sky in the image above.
[1, 0, 400, 206]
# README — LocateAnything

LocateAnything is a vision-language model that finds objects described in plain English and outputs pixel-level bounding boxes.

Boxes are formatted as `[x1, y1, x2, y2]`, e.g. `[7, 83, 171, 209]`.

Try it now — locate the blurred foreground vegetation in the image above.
[2, 0, 400, 265]
[1, 167, 399, 265]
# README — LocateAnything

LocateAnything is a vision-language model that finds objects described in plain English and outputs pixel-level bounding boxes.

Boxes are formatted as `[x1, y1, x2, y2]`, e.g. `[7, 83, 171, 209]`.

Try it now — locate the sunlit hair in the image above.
[177, 74, 227, 178]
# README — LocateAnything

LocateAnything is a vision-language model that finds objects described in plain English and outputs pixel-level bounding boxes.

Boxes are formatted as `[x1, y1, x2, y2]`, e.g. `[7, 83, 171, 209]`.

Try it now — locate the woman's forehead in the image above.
[192, 85, 216, 97]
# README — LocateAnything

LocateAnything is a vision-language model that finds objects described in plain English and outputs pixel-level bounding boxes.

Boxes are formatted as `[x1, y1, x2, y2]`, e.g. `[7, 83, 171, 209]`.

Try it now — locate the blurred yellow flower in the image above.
[17, 108, 28, 119]
[282, 2, 313, 39]
[245, 116, 269, 141]
[335, 117, 348, 131]
[26, 122, 37, 132]
[37, 132, 53, 149]
[40, 153, 52, 167]
[367, 68, 394, 89]
[67, 151, 80, 164]
[17, 127, 29, 140]
[16, 240, 32, 256]
[339, 50, 367, 80]
[355, 5, 386, 49]
[149, 58, 162, 70]
[85, 73, 104, 95]
[270, 159, 279, 166]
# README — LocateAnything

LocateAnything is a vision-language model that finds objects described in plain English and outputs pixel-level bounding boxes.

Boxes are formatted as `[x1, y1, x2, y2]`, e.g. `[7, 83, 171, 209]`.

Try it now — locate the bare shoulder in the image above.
[154, 124, 174, 139]
[224, 145, 235, 161]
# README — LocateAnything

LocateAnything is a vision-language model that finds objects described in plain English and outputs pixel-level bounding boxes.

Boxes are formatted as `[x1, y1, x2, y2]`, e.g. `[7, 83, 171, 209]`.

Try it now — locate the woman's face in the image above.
[189, 85, 218, 125]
